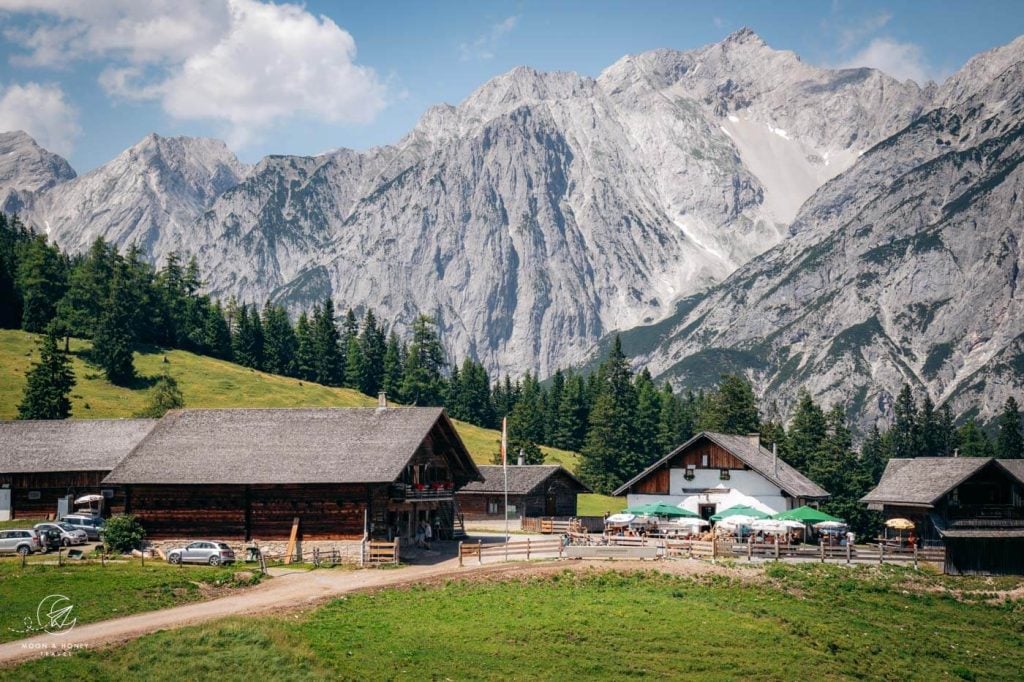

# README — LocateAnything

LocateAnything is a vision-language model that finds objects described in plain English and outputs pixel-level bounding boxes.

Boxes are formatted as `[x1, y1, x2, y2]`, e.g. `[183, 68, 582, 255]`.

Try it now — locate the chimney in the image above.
[772, 443, 778, 477]
[953, 448, 959, 458]
[377, 391, 387, 410]
[747, 432, 761, 448]
[517, 448, 525, 466]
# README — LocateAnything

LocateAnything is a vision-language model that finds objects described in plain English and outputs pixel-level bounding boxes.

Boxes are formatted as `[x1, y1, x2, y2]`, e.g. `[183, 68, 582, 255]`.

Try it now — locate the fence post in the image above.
[712, 538, 718, 563]
[478, 540, 483, 565]
[913, 544, 918, 571]
[747, 537, 753, 561]
[394, 538, 400, 566]
[819, 540, 825, 563]
[526, 538, 531, 561]
[558, 537, 564, 560]
[879, 542, 884, 565]
[458, 541, 463, 567]
[846, 540, 851, 564]
[774, 535, 780, 560]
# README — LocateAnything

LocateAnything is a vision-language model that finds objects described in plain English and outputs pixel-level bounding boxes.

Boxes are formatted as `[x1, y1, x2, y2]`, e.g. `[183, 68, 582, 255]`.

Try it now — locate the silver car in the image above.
[62, 514, 106, 541]
[167, 541, 236, 566]
[0, 529, 44, 556]
[34, 522, 89, 547]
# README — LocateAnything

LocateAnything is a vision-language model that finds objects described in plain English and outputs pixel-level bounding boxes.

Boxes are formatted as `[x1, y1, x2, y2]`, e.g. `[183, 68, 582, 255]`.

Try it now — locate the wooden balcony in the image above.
[390, 482, 454, 502]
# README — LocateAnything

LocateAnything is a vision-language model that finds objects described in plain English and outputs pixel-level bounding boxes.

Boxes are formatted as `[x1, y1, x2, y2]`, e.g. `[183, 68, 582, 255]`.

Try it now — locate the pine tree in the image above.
[958, 420, 994, 457]
[0, 213, 31, 329]
[401, 314, 446, 405]
[312, 299, 343, 386]
[891, 384, 921, 458]
[231, 304, 264, 369]
[55, 237, 114, 339]
[381, 330, 404, 399]
[634, 368, 663, 465]
[759, 419, 789, 463]
[698, 374, 759, 435]
[203, 300, 233, 360]
[786, 388, 827, 471]
[656, 383, 688, 455]
[996, 396, 1023, 459]
[936, 403, 958, 457]
[294, 311, 315, 381]
[262, 303, 296, 376]
[339, 308, 359, 387]
[579, 336, 640, 493]
[17, 330, 75, 419]
[135, 373, 185, 418]
[92, 261, 137, 385]
[859, 426, 890, 484]
[16, 234, 67, 332]
[508, 372, 546, 451]
[552, 373, 589, 451]
[358, 309, 386, 396]
[544, 369, 566, 443]
[918, 395, 940, 456]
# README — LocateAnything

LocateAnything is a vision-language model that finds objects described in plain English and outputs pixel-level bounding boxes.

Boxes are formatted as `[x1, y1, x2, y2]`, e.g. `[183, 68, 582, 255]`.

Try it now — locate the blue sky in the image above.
[1, 0, 1022, 172]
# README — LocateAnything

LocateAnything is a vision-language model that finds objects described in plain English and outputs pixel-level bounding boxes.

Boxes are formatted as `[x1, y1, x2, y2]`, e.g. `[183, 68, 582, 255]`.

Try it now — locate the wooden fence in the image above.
[362, 539, 400, 566]
[521, 516, 605, 534]
[458, 538, 564, 566]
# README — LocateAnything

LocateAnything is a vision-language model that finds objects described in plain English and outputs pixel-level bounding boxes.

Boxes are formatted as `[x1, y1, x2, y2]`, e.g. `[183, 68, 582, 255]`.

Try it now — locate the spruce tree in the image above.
[936, 403, 958, 457]
[552, 373, 589, 451]
[859, 426, 890, 484]
[0, 213, 31, 329]
[400, 314, 446, 405]
[135, 373, 185, 418]
[579, 336, 640, 493]
[634, 368, 663, 465]
[958, 420, 994, 457]
[996, 396, 1023, 459]
[891, 384, 921, 458]
[381, 330, 404, 399]
[312, 299, 343, 386]
[16, 234, 67, 332]
[918, 395, 940, 456]
[203, 300, 233, 360]
[92, 261, 137, 385]
[786, 388, 827, 471]
[358, 309, 386, 396]
[294, 311, 316, 381]
[17, 330, 75, 419]
[656, 383, 687, 455]
[55, 237, 114, 339]
[508, 372, 546, 449]
[339, 308, 359, 387]
[262, 303, 296, 376]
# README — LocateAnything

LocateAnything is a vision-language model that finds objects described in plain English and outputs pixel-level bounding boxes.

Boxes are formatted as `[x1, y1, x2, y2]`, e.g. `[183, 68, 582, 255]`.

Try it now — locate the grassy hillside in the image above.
[0, 329, 578, 468]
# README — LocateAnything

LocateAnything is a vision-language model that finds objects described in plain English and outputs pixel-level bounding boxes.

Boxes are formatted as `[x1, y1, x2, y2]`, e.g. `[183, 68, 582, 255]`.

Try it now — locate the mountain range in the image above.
[2, 29, 1022, 430]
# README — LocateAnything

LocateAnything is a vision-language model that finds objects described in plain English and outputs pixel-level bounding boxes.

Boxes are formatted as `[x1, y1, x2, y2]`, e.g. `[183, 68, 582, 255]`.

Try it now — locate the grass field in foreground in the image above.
[0, 560, 262, 644]
[0, 329, 576, 467]
[5, 563, 1022, 680]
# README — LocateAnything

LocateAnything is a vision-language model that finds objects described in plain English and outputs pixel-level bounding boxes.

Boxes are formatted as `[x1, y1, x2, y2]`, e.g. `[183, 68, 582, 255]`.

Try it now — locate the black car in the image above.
[37, 527, 63, 553]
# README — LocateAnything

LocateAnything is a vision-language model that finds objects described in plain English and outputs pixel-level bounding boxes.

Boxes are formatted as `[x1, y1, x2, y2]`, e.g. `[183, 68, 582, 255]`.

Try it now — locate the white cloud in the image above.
[0, 0, 387, 147]
[459, 15, 519, 62]
[837, 11, 891, 52]
[838, 38, 936, 84]
[0, 81, 80, 155]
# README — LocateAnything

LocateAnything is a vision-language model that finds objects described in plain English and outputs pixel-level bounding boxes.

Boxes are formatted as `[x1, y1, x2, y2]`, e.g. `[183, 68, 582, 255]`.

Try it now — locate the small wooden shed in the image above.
[457, 465, 591, 519]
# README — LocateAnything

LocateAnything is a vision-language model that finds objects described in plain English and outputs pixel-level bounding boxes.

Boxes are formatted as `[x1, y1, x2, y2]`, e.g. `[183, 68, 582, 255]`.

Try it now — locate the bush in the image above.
[103, 514, 146, 554]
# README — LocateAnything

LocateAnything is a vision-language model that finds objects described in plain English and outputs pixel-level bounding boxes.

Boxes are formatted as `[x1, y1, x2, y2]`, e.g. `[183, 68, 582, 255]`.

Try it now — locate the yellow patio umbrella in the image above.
[885, 517, 915, 545]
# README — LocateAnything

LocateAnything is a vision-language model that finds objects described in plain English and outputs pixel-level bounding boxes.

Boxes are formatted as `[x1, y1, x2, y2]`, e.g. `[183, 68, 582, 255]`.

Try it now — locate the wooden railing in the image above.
[389, 483, 454, 501]
[521, 516, 605, 534]
[362, 539, 400, 566]
[457, 538, 564, 566]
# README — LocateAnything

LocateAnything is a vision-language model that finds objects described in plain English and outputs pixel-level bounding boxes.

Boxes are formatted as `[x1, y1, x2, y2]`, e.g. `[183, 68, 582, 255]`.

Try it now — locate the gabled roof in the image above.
[861, 458, 1024, 508]
[612, 431, 829, 499]
[0, 419, 157, 474]
[103, 407, 480, 485]
[459, 465, 591, 496]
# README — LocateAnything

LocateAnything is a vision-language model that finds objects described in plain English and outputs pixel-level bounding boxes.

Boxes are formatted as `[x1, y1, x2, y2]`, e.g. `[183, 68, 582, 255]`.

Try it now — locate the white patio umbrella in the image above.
[814, 521, 847, 530]
[605, 513, 635, 526]
[75, 494, 104, 504]
[750, 519, 788, 533]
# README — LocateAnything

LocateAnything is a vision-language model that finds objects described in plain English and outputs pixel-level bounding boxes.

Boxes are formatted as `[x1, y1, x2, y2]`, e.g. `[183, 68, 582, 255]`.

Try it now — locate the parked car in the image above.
[167, 541, 236, 566]
[62, 514, 106, 541]
[35, 527, 63, 553]
[0, 529, 43, 556]
[34, 522, 89, 547]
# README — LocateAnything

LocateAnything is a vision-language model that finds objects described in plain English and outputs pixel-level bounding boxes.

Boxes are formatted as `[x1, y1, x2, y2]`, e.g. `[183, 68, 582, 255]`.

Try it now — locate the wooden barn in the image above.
[613, 431, 829, 516]
[861, 458, 1024, 575]
[457, 465, 591, 520]
[102, 407, 481, 541]
[0, 419, 156, 520]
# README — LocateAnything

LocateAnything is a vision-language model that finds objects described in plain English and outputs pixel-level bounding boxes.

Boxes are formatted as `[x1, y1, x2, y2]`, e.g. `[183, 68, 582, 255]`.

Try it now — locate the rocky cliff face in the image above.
[0, 131, 76, 215]
[628, 43, 1024, 429]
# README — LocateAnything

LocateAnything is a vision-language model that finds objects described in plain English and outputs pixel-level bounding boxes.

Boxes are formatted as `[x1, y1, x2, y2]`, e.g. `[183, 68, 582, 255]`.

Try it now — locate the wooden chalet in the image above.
[457, 465, 591, 520]
[861, 457, 1024, 575]
[613, 431, 829, 516]
[0, 419, 156, 520]
[102, 407, 481, 541]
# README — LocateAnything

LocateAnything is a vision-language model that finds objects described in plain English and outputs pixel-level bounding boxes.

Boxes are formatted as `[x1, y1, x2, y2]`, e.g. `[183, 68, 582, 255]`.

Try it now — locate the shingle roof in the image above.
[459, 465, 591, 495]
[861, 458, 1024, 507]
[0, 419, 157, 474]
[103, 407, 480, 485]
[612, 431, 830, 499]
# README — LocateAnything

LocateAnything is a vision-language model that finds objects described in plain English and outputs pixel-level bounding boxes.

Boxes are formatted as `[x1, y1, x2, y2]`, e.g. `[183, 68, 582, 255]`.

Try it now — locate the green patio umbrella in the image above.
[709, 505, 770, 522]
[772, 506, 843, 524]
[625, 502, 698, 518]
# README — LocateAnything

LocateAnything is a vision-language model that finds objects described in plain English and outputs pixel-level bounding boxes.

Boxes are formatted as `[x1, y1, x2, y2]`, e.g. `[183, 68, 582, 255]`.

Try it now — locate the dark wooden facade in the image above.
[630, 442, 750, 495]
[944, 536, 1024, 576]
[459, 469, 586, 520]
[1, 471, 122, 519]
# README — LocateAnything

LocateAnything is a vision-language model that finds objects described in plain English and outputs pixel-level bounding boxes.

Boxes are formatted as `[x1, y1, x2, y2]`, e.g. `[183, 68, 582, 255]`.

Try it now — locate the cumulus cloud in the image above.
[838, 38, 936, 84]
[0, 0, 387, 147]
[459, 15, 519, 62]
[0, 81, 80, 155]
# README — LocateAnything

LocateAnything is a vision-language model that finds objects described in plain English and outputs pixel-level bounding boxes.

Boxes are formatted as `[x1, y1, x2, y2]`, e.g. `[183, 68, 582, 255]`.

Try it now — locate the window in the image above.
[683, 468, 695, 481]
[701, 454, 709, 467]
[487, 500, 499, 515]
[719, 469, 731, 481]
[27, 491, 41, 500]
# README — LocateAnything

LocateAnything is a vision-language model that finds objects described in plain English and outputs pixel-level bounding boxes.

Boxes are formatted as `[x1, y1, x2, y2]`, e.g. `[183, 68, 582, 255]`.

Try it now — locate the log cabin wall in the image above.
[125, 483, 373, 540]
[669, 441, 748, 470]
[2, 471, 121, 519]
